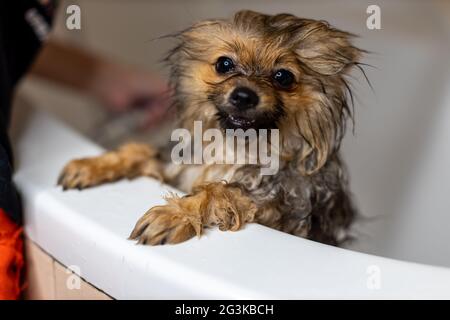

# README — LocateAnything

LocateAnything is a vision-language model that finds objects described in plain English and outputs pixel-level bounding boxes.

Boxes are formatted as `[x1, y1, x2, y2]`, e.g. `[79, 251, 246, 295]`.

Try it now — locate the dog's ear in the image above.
[179, 19, 227, 53]
[294, 100, 340, 175]
[292, 20, 362, 76]
[233, 10, 268, 29]
[269, 17, 363, 174]
[165, 19, 228, 64]
[283, 19, 363, 174]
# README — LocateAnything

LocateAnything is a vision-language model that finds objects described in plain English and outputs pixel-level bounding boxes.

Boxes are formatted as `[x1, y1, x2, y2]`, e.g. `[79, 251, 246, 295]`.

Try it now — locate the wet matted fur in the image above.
[58, 10, 364, 246]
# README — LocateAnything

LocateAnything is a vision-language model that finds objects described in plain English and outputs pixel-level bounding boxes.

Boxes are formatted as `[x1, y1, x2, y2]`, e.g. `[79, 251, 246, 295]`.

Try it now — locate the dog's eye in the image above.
[273, 69, 295, 89]
[215, 56, 235, 74]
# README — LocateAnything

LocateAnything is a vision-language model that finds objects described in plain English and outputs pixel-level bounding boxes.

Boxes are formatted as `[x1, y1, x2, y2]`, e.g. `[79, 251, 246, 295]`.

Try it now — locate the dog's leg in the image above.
[58, 143, 163, 190]
[129, 182, 257, 245]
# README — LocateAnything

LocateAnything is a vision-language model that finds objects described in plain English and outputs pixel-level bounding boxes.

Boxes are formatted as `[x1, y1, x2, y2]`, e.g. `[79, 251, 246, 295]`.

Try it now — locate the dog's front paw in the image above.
[58, 158, 108, 190]
[129, 205, 200, 245]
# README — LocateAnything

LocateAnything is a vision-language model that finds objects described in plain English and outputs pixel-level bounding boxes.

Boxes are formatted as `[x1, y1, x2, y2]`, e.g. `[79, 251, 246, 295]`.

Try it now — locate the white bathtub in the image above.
[11, 105, 450, 299]
[11, 0, 450, 299]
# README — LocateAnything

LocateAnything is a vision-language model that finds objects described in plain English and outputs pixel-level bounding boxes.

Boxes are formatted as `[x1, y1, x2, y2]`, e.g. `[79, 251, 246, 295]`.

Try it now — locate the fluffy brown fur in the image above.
[58, 10, 364, 246]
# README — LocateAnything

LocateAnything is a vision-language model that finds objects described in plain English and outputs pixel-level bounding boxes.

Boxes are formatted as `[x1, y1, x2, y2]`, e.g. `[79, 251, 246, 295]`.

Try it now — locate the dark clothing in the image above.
[0, 0, 54, 222]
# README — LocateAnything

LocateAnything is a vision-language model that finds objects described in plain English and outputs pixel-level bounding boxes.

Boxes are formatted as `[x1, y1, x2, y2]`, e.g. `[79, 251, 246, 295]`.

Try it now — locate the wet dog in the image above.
[58, 10, 364, 246]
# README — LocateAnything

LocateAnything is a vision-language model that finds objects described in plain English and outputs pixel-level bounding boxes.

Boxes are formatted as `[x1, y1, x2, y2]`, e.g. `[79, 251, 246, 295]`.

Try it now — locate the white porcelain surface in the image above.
[13, 109, 450, 299]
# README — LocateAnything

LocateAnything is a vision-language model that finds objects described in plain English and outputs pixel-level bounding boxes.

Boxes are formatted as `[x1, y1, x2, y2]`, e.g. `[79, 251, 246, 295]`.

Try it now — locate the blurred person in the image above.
[0, 0, 169, 299]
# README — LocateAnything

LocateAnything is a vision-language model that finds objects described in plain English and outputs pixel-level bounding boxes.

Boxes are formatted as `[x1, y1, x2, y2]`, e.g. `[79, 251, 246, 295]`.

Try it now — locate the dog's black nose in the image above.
[229, 87, 259, 110]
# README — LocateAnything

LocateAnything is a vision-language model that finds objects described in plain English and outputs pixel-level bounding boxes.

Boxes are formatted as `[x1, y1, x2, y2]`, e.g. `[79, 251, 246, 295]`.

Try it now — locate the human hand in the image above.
[90, 62, 172, 129]
[31, 41, 173, 129]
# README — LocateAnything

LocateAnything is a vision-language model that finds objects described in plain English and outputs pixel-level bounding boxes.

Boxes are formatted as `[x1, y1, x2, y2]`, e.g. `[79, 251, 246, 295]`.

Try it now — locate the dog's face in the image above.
[168, 10, 362, 173]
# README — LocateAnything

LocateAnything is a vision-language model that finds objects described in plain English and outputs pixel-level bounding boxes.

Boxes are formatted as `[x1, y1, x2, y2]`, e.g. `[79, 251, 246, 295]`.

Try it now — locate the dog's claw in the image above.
[57, 172, 66, 186]
[130, 207, 198, 246]
[57, 159, 104, 191]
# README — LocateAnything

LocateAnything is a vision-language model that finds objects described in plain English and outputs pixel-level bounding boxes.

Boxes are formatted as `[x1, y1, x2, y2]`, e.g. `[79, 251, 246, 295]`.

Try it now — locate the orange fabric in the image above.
[0, 208, 23, 300]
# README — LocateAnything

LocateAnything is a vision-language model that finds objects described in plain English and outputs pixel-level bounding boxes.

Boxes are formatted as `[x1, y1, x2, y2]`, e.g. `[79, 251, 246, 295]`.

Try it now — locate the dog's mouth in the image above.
[223, 114, 256, 130]
[216, 109, 283, 130]
[216, 111, 267, 130]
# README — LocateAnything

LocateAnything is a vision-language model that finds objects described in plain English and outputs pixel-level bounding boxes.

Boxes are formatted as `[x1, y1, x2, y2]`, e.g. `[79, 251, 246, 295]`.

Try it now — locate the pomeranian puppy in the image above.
[58, 10, 364, 246]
